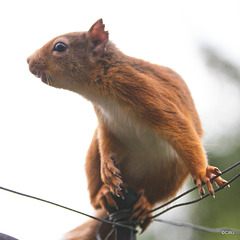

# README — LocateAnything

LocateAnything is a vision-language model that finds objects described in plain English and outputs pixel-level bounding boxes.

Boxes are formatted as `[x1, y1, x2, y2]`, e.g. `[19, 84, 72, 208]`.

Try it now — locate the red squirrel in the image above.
[27, 19, 227, 239]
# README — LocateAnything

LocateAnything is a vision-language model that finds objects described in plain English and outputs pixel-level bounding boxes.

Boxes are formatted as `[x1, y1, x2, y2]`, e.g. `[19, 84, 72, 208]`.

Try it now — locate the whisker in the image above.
[48, 75, 51, 86]
[30, 62, 39, 73]
[46, 74, 52, 86]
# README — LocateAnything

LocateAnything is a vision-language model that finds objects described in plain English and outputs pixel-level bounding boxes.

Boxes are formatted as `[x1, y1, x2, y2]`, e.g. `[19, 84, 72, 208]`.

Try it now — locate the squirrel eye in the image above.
[53, 42, 67, 52]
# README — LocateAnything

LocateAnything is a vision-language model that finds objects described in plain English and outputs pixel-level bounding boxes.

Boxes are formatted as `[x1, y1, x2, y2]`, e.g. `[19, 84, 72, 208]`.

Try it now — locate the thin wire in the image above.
[150, 171, 240, 219]
[105, 228, 115, 240]
[150, 160, 240, 213]
[0, 161, 239, 234]
[154, 219, 240, 234]
[0, 186, 134, 231]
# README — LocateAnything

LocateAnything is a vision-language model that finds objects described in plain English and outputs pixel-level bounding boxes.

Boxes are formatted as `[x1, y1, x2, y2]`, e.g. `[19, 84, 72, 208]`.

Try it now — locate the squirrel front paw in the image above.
[193, 165, 228, 198]
[101, 154, 126, 198]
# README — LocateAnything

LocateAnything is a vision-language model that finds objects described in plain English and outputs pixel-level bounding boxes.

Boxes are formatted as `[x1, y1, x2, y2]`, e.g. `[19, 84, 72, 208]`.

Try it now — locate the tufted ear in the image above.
[88, 19, 109, 56]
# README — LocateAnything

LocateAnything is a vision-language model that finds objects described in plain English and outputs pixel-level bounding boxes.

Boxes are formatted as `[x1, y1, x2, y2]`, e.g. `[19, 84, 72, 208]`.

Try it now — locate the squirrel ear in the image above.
[88, 19, 109, 56]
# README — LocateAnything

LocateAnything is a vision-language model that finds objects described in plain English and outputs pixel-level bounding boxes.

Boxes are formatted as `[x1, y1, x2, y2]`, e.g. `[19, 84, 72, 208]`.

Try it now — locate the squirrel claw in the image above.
[101, 154, 127, 198]
[130, 191, 152, 232]
[213, 167, 222, 175]
[193, 165, 227, 198]
[95, 184, 119, 210]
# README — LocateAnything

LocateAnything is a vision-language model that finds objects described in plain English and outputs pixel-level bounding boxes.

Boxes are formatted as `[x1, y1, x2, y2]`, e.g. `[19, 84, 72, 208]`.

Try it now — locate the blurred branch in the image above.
[200, 46, 240, 84]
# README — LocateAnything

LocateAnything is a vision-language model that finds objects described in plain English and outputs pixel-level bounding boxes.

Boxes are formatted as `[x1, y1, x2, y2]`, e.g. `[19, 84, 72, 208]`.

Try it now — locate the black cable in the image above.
[0, 160, 239, 235]
[105, 228, 115, 240]
[0, 186, 134, 231]
[154, 219, 240, 234]
[96, 215, 109, 240]
[150, 171, 240, 219]
[150, 160, 240, 213]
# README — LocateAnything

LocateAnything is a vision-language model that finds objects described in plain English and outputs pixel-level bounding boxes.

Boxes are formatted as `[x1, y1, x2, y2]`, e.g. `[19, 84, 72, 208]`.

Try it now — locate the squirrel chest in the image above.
[95, 98, 178, 178]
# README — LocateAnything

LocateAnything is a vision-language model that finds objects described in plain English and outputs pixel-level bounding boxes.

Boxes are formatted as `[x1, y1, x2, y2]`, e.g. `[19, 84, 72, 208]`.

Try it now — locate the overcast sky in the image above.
[0, 1, 240, 239]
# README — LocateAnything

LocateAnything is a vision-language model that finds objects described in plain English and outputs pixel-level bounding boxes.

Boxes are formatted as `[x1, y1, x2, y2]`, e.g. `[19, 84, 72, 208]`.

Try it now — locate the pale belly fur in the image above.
[95, 99, 179, 182]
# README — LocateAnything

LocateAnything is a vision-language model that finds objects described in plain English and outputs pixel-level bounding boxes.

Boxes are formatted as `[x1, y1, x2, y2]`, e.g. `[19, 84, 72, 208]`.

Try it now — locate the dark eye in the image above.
[53, 42, 67, 52]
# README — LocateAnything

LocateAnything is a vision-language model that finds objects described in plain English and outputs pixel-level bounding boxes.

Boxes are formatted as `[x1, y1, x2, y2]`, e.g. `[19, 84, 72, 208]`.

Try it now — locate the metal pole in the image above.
[108, 188, 138, 240]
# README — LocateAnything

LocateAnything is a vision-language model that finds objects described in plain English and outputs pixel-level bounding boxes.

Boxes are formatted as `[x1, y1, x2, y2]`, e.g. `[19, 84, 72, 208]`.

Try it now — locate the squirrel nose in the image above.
[27, 56, 31, 64]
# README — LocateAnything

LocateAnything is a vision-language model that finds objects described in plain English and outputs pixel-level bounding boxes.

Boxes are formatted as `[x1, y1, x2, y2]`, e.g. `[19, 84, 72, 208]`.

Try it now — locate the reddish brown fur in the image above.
[27, 19, 227, 239]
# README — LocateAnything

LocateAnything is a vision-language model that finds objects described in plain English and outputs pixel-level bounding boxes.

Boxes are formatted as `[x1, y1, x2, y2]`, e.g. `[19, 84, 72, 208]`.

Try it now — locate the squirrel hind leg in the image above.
[130, 191, 153, 233]
[91, 184, 120, 210]
[91, 185, 153, 234]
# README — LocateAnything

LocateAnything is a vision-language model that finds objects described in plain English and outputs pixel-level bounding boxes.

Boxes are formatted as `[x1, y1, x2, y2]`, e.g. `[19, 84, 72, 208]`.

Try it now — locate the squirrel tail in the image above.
[63, 209, 113, 240]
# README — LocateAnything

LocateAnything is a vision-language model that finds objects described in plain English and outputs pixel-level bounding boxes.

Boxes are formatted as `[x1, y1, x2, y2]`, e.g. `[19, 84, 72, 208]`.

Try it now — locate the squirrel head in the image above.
[27, 19, 109, 95]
